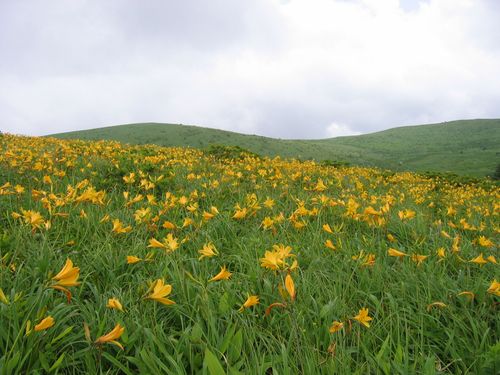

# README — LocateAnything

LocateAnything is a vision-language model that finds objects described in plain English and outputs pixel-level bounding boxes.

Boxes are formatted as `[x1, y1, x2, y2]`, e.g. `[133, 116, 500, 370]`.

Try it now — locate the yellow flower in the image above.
[426, 302, 447, 311]
[165, 234, 179, 252]
[324, 239, 336, 251]
[112, 219, 132, 234]
[470, 253, 487, 266]
[285, 274, 296, 301]
[182, 217, 194, 228]
[322, 224, 333, 234]
[162, 221, 176, 230]
[0, 288, 9, 304]
[148, 235, 179, 253]
[388, 248, 406, 258]
[147, 238, 168, 250]
[198, 243, 218, 260]
[487, 255, 497, 264]
[477, 236, 494, 248]
[329, 321, 344, 333]
[123, 172, 135, 184]
[95, 323, 125, 350]
[52, 258, 80, 287]
[353, 308, 373, 328]
[361, 253, 376, 267]
[411, 254, 428, 266]
[387, 233, 396, 243]
[260, 250, 284, 271]
[202, 211, 214, 221]
[107, 298, 124, 311]
[261, 217, 274, 230]
[238, 295, 259, 312]
[50, 258, 80, 302]
[34, 316, 55, 332]
[21, 209, 45, 230]
[126, 255, 142, 264]
[209, 266, 232, 282]
[436, 247, 446, 259]
[263, 197, 275, 209]
[232, 207, 247, 220]
[452, 236, 460, 253]
[441, 230, 451, 239]
[398, 209, 415, 220]
[146, 279, 175, 305]
[313, 178, 327, 192]
[487, 279, 500, 297]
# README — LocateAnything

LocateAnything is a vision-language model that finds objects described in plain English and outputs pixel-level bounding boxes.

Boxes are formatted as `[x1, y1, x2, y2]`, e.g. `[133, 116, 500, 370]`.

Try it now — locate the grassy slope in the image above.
[1, 134, 499, 374]
[51, 119, 500, 177]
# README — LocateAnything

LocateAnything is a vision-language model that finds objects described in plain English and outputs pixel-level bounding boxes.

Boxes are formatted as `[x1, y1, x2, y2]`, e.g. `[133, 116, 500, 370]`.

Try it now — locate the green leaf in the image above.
[219, 324, 235, 354]
[6, 352, 20, 373]
[39, 352, 50, 371]
[218, 292, 231, 314]
[102, 352, 134, 375]
[51, 326, 73, 345]
[49, 353, 65, 372]
[204, 348, 226, 375]
[228, 330, 243, 363]
[190, 323, 203, 343]
[375, 335, 391, 375]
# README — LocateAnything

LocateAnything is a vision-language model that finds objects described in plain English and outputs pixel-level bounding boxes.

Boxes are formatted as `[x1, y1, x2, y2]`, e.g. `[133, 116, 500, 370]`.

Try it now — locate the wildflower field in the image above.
[0, 133, 498, 374]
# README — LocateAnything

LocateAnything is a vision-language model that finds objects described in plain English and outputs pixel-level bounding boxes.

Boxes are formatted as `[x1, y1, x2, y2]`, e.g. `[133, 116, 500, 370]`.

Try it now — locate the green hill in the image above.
[50, 119, 500, 177]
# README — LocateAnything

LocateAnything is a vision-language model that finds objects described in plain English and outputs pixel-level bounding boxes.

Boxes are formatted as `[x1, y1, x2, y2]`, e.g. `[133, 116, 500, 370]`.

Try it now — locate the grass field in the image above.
[51, 119, 500, 177]
[0, 133, 499, 374]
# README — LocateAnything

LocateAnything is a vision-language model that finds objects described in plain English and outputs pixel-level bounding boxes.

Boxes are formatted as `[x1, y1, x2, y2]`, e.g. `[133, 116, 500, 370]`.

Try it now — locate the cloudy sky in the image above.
[1, 0, 499, 139]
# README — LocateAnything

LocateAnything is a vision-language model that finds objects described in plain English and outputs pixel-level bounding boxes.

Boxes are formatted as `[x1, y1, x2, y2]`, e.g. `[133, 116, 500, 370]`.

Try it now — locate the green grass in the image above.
[50, 119, 500, 177]
[0, 134, 499, 374]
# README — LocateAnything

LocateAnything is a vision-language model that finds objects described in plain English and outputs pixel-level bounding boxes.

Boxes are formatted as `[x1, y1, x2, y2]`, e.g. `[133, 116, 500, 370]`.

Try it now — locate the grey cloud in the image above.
[1, 0, 500, 138]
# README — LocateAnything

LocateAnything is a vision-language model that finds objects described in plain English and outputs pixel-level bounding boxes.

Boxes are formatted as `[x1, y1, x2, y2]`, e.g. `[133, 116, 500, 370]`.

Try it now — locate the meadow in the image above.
[0, 133, 499, 374]
[51, 119, 500, 177]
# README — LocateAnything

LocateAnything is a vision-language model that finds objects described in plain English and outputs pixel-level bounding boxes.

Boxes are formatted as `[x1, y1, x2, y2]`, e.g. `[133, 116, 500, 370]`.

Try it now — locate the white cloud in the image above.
[326, 122, 361, 138]
[0, 0, 499, 138]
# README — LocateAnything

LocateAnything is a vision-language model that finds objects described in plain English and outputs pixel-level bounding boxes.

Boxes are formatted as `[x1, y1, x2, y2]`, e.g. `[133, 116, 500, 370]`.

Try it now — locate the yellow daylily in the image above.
[388, 248, 406, 258]
[238, 295, 259, 312]
[487, 279, 500, 297]
[50, 258, 80, 301]
[107, 298, 124, 311]
[0, 288, 9, 304]
[285, 274, 296, 301]
[111, 219, 132, 234]
[209, 266, 232, 282]
[198, 243, 218, 260]
[411, 254, 428, 266]
[329, 321, 344, 333]
[52, 259, 80, 287]
[34, 316, 55, 332]
[146, 279, 175, 305]
[95, 323, 125, 350]
[126, 255, 142, 264]
[353, 308, 373, 328]
[322, 224, 333, 234]
[470, 253, 487, 266]
[324, 239, 336, 251]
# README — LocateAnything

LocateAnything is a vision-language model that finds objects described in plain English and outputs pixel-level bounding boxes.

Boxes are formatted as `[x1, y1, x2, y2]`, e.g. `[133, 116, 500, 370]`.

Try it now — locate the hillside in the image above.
[51, 119, 500, 177]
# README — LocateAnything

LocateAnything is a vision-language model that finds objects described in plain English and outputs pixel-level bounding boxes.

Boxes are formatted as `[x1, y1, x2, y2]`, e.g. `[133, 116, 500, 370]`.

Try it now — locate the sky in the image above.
[1, 0, 499, 139]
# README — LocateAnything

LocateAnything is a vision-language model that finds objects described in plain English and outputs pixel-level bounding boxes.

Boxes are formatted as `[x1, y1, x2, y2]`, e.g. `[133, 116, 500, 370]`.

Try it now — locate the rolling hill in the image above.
[50, 119, 500, 177]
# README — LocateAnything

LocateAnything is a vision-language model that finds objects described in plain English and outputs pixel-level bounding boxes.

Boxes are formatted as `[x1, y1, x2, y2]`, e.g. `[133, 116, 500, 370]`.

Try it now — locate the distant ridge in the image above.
[50, 119, 500, 177]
